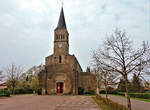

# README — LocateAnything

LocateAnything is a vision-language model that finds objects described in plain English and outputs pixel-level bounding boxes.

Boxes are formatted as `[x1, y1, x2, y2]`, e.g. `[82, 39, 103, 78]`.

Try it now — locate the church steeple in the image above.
[55, 8, 67, 30]
[54, 7, 69, 55]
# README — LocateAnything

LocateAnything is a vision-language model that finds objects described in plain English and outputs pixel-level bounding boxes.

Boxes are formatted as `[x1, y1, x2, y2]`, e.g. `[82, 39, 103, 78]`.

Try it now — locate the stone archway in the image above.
[54, 73, 66, 94]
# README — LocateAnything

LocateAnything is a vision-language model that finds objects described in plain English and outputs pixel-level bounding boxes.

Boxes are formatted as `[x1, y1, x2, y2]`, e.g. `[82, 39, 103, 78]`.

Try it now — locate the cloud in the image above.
[0, 0, 149, 71]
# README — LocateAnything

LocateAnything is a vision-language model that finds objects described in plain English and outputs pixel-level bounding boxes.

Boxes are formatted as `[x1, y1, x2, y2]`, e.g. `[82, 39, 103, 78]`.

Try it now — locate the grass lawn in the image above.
[110, 94, 150, 102]
[129, 96, 150, 102]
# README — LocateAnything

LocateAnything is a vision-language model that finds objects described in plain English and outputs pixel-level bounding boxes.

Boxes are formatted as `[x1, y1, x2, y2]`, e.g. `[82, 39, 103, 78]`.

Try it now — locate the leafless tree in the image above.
[5, 63, 24, 94]
[92, 29, 150, 110]
[92, 64, 118, 98]
[134, 43, 150, 79]
[92, 67, 102, 95]
[0, 71, 4, 82]
[101, 69, 118, 99]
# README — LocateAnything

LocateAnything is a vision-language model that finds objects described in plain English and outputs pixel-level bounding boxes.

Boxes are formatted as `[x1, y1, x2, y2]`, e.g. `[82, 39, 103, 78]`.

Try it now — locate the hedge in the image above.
[85, 90, 95, 95]
[115, 92, 150, 99]
[96, 95, 127, 110]
[9, 88, 33, 94]
[129, 93, 150, 99]
[0, 89, 10, 97]
[100, 90, 150, 99]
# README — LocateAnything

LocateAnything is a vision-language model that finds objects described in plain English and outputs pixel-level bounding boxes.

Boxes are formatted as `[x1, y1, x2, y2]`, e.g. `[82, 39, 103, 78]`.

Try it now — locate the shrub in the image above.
[99, 90, 106, 94]
[36, 88, 42, 95]
[100, 90, 118, 95]
[117, 92, 125, 96]
[0, 89, 10, 97]
[85, 90, 95, 95]
[11, 88, 33, 94]
[78, 87, 84, 95]
[116, 92, 150, 99]
[129, 93, 150, 99]
[4, 90, 10, 96]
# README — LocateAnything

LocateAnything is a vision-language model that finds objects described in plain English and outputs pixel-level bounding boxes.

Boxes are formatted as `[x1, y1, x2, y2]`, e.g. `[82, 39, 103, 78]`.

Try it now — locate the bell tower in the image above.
[54, 8, 69, 55]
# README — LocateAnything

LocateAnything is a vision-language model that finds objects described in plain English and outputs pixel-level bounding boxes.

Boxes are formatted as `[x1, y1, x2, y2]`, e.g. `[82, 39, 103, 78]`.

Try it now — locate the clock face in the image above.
[58, 44, 62, 48]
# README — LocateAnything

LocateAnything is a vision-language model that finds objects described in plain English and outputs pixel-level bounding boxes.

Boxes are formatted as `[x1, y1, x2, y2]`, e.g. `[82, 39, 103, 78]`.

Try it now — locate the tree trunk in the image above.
[125, 75, 132, 110]
[12, 86, 15, 95]
[105, 84, 108, 99]
[96, 87, 99, 95]
[12, 81, 15, 95]
[96, 80, 100, 95]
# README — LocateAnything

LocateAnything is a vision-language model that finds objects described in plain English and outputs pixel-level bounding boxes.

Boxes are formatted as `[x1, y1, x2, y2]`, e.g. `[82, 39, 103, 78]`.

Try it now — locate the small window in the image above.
[59, 56, 62, 63]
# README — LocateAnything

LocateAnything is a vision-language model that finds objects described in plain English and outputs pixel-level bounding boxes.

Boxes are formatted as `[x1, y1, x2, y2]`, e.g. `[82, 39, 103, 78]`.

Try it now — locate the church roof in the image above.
[55, 8, 67, 30]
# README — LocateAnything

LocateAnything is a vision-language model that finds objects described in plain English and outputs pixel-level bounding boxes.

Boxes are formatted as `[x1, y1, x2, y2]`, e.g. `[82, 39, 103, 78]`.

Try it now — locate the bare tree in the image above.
[92, 67, 102, 95]
[5, 63, 24, 94]
[101, 69, 118, 99]
[134, 44, 150, 79]
[92, 64, 118, 98]
[92, 29, 150, 110]
[0, 71, 4, 82]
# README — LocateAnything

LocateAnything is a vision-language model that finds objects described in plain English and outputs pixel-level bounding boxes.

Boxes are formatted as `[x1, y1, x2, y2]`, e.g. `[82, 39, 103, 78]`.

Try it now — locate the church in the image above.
[42, 8, 96, 95]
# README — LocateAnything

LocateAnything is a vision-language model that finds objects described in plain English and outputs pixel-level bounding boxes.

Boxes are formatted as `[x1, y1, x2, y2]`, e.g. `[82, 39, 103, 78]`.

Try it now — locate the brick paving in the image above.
[54, 96, 99, 110]
[0, 95, 99, 110]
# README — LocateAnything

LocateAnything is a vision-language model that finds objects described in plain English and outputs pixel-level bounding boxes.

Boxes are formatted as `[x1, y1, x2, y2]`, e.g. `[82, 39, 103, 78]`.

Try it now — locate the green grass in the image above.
[132, 97, 150, 102]
[93, 97, 113, 110]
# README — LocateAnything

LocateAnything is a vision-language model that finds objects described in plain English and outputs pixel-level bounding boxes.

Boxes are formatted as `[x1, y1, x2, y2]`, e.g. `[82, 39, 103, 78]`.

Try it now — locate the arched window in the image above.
[59, 56, 62, 63]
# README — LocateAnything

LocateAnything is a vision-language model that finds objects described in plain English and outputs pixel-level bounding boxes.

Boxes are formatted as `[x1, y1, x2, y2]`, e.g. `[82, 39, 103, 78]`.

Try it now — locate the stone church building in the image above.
[42, 8, 96, 95]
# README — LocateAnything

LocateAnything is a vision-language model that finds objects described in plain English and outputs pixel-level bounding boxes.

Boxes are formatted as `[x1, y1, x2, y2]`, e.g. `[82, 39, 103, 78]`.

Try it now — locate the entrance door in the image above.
[57, 82, 63, 94]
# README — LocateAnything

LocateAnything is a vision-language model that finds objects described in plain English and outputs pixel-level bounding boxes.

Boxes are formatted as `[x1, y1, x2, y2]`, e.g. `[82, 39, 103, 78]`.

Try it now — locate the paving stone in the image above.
[54, 96, 99, 110]
[0, 95, 100, 110]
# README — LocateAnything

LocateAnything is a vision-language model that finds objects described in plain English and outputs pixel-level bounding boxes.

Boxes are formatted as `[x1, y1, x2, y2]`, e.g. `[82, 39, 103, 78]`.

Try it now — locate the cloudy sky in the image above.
[0, 0, 150, 71]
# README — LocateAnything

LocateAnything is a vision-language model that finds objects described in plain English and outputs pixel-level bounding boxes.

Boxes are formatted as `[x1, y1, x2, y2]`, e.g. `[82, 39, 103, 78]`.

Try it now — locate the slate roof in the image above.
[55, 8, 67, 30]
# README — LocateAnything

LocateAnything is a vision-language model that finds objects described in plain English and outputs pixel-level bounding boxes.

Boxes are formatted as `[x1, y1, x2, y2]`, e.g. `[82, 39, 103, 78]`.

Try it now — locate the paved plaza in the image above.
[0, 95, 99, 110]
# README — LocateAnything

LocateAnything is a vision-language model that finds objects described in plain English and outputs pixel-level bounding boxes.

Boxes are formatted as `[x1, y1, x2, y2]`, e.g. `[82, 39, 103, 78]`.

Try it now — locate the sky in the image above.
[0, 0, 150, 72]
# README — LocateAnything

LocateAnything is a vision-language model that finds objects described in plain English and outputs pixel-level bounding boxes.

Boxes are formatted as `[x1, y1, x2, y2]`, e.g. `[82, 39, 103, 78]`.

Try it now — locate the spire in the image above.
[55, 8, 67, 30]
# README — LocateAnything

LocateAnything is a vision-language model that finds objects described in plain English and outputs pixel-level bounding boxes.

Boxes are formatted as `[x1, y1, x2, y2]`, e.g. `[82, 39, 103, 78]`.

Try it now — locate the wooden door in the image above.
[57, 83, 60, 93]
[57, 82, 63, 94]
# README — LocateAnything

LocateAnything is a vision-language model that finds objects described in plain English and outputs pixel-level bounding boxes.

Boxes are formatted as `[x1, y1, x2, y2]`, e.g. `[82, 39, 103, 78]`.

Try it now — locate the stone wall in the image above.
[80, 72, 96, 92]
[42, 54, 83, 95]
